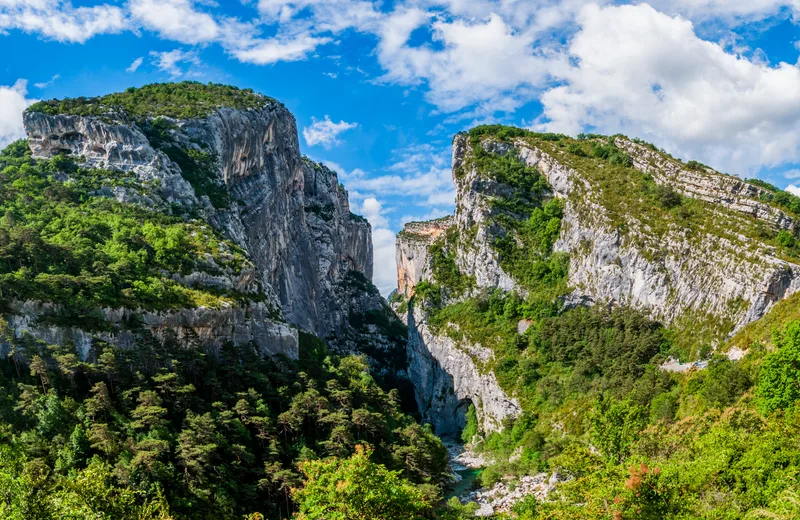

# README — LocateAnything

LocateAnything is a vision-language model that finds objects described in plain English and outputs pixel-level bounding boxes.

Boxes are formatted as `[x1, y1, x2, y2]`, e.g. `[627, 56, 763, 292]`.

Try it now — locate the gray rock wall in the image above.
[20, 103, 374, 358]
[404, 304, 521, 436]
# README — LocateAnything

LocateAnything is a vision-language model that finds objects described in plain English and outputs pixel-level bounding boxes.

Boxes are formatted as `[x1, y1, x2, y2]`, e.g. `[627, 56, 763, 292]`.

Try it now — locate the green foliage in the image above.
[0, 452, 175, 520]
[685, 160, 707, 171]
[590, 395, 646, 463]
[655, 185, 682, 209]
[464, 133, 569, 293]
[293, 445, 432, 520]
[0, 140, 248, 317]
[428, 228, 475, 298]
[757, 321, 800, 413]
[461, 404, 478, 444]
[28, 82, 273, 120]
[589, 140, 633, 167]
[747, 178, 779, 192]
[348, 212, 369, 225]
[0, 326, 448, 519]
[389, 292, 408, 315]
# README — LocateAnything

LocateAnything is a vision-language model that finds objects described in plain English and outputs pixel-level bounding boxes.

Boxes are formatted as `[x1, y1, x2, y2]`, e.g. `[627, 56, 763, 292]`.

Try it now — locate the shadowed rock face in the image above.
[403, 305, 521, 436]
[19, 101, 374, 359]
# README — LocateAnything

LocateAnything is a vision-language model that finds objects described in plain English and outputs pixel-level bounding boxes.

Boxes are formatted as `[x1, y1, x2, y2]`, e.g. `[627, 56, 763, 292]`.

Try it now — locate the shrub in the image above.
[757, 321, 800, 414]
[293, 446, 432, 520]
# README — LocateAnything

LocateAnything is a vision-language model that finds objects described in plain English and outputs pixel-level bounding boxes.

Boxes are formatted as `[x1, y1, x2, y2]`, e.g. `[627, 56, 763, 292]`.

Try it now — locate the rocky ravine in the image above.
[397, 131, 800, 435]
[16, 101, 389, 362]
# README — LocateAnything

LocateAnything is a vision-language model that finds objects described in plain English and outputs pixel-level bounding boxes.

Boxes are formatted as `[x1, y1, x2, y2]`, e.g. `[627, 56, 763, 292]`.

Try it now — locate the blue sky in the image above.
[3, 0, 800, 293]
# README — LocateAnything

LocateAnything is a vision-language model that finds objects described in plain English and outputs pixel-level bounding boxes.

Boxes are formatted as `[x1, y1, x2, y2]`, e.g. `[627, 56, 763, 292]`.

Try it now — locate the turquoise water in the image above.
[445, 468, 483, 499]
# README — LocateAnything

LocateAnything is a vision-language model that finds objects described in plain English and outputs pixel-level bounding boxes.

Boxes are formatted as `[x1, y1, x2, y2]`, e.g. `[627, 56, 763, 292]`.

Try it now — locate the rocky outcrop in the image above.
[404, 304, 521, 436]
[403, 133, 800, 337]
[617, 138, 796, 232]
[510, 136, 800, 335]
[5, 300, 297, 360]
[396, 217, 453, 298]
[19, 97, 374, 359]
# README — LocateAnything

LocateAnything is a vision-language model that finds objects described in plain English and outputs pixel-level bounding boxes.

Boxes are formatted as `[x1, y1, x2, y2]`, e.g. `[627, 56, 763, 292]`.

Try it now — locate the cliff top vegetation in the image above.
[27, 82, 275, 120]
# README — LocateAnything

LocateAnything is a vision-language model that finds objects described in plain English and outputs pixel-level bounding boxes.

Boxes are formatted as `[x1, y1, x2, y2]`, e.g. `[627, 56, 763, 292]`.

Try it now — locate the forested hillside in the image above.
[6, 83, 800, 520]
[396, 125, 800, 519]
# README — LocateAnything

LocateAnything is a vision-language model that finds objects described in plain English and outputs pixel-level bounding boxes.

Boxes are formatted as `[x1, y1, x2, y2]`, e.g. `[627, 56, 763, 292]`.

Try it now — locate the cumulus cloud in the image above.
[256, 0, 382, 34]
[376, 10, 549, 114]
[787, 185, 800, 196]
[126, 56, 144, 72]
[228, 34, 331, 65]
[149, 49, 201, 78]
[0, 0, 127, 43]
[539, 3, 800, 174]
[358, 197, 390, 228]
[338, 142, 454, 204]
[129, 0, 219, 44]
[372, 227, 398, 296]
[0, 80, 34, 149]
[303, 116, 358, 148]
[351, 194, 397, 295]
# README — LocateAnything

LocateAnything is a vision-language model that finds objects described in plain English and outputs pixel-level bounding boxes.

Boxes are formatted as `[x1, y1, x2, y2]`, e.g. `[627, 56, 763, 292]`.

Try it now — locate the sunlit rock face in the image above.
[397, 131, 800, 434]
[19, 101, 376, 360]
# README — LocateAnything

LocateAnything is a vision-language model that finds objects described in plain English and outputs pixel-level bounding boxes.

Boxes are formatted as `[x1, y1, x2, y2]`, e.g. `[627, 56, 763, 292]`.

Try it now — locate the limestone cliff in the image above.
[12, 86, 380, 362]
[398, 128, 800, 434]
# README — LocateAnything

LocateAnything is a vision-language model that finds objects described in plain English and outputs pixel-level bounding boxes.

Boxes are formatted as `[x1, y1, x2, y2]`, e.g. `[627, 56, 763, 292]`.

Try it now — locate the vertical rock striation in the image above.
[19, 95, 376, 359]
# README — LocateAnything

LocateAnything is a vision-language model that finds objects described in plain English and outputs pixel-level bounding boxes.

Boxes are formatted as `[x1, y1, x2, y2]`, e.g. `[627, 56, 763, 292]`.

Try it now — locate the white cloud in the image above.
[340, 166, 453, 198]
[376, 10, 549, 114]
[0, 79, 34, 149]
[786, 184, 800, 196]
[0, 0, 127, 43]
[33, 74, 60, 89]
[331, 142, 456, 209]
[371, 226, 398, 296]
[149, 49, 201, 78]
[303, 116, 358, 148]
[783, 169, 800, 179]
[228, 34, 330, 65]
[126, 56, 144, 72]
[538, 3, 800, 175]
[129, 0, 219, 44]
[358, 197, 390, 228]
[256, 0, 382, 34]
[648, 0, 793, 23]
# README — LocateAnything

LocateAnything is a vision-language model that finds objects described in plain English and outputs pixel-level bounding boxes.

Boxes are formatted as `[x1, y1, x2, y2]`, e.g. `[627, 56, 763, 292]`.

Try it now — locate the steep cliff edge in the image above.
[398, 126, 800, 434]
[3, 83, 388, 365]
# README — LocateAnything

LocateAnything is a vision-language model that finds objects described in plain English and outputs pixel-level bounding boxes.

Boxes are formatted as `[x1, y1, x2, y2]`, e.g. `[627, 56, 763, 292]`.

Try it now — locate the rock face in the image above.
[397, 130, 800, 434]
[19, 100, 375, 359]
[510, 136, 800, 334]
[405, 305, 521, 435]
[396, 217, 453, 298]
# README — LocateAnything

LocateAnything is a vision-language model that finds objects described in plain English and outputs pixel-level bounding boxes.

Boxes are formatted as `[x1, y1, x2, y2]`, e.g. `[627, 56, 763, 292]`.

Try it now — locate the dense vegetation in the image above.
[0, 140, 249, 323]
[10, 99, 800, 519]
[28, 82, 273, 120]
[414, 274, 800, 518]
[0, 327, 452, 519]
